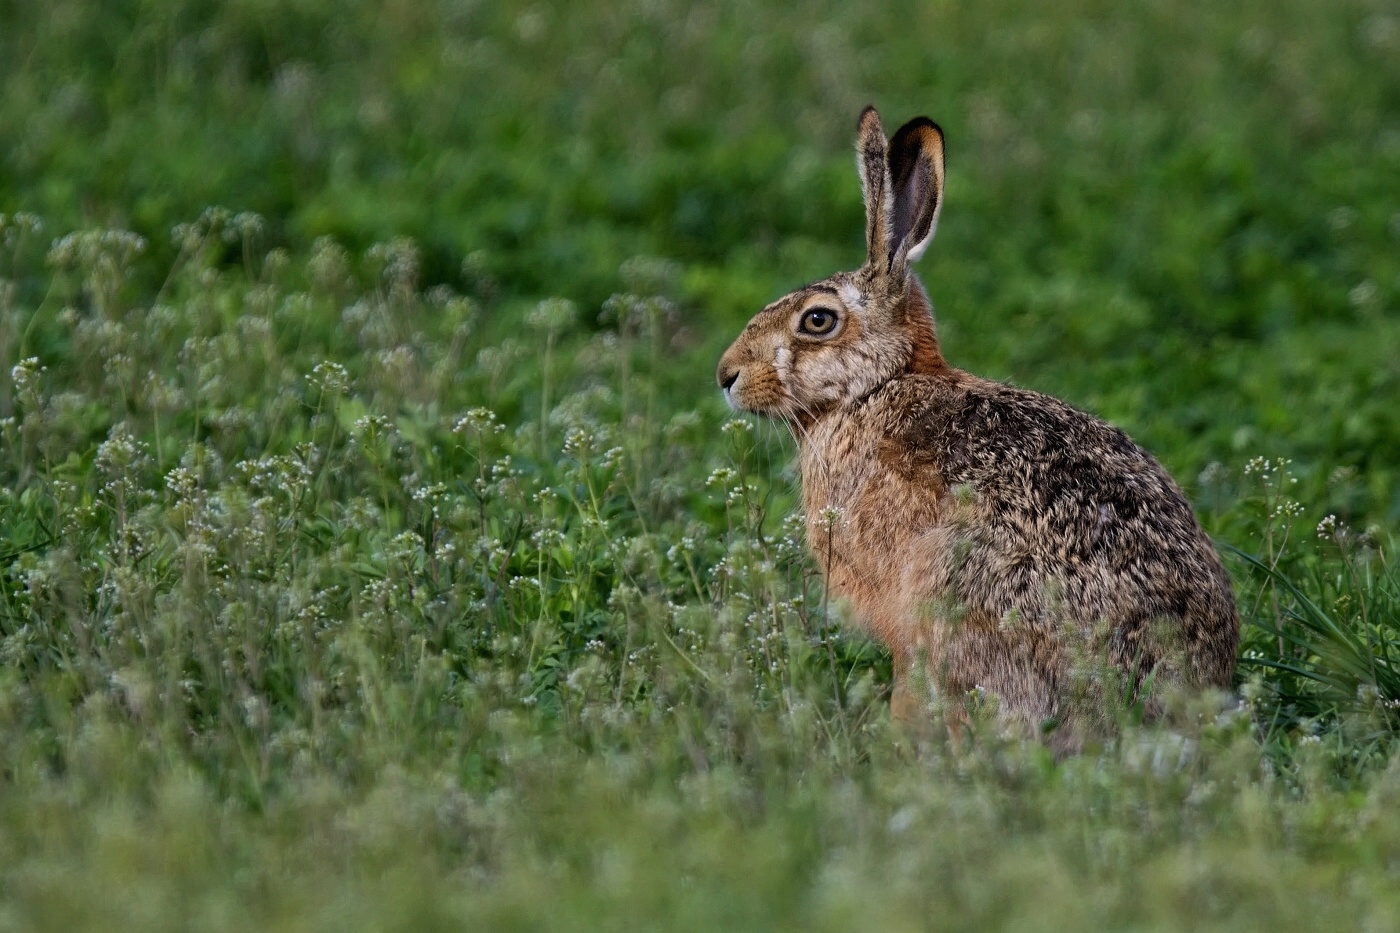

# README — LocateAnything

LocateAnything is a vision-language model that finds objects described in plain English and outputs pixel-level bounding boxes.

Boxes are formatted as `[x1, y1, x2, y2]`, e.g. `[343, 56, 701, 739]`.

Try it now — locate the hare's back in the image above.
[892, 374, 1237, 685]
[911, 379, 1194, 539]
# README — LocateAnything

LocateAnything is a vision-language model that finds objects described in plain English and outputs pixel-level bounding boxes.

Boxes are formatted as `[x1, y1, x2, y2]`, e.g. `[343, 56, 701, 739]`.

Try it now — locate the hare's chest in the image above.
[799, 423, 945, 604]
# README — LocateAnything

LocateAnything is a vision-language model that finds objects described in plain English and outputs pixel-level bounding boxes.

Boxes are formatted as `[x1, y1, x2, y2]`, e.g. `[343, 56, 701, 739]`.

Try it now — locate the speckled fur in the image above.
[717, 107, 1238, 750]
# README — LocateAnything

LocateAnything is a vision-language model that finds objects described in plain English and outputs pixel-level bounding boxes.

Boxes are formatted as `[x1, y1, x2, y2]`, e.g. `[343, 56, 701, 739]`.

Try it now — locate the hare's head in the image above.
[717, 106, 947, 422]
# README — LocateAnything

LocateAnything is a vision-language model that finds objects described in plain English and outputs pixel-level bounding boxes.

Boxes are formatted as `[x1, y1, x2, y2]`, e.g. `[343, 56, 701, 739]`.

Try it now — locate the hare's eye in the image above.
[799, 307, 839, 336]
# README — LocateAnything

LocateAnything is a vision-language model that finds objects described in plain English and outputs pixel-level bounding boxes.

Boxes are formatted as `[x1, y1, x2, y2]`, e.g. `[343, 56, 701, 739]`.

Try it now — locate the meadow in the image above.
[2, 0, 1400, 928]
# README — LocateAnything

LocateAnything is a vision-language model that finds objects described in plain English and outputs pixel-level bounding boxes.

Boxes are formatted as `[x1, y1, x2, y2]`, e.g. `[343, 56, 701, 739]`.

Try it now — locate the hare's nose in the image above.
[718, 364, 740, 391]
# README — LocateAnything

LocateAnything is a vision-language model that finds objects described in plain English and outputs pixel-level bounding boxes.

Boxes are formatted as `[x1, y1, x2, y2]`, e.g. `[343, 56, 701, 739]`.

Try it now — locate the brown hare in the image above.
[716, 106, 1238, 751]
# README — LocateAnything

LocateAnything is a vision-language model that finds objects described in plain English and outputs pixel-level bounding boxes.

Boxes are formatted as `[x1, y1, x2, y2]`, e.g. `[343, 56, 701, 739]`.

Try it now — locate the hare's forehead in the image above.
[834, 280, 864, 311]
[752, 278, 864, 322]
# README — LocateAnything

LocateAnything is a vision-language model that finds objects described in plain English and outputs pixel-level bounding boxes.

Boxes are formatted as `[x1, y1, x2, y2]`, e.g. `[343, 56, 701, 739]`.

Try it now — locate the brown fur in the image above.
[716, 107, 1238, 750]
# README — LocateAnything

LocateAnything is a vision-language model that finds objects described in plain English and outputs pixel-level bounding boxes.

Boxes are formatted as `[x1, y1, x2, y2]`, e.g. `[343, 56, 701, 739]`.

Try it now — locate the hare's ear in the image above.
[856, 105, 895, 273]
[887, 117, 945, 265]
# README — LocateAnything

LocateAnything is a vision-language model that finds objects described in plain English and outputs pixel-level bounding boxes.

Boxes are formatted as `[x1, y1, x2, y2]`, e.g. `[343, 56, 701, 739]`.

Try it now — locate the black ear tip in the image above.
[894, 115, 942, 139]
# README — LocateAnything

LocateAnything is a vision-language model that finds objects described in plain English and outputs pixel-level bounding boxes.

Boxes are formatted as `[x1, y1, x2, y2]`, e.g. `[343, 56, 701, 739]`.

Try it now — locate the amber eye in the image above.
[798, 307, 839, 336]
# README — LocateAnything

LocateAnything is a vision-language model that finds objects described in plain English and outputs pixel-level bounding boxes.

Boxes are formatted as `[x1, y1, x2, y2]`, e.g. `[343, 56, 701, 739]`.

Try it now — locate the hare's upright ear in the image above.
[887, 116, 945, 265]
[857, 106, 895, 274]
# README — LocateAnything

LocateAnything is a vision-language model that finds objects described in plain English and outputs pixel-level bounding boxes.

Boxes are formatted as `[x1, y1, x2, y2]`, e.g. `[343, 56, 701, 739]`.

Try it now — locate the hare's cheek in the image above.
[798, 352, 853, 400]
[772, 346, 794, 385]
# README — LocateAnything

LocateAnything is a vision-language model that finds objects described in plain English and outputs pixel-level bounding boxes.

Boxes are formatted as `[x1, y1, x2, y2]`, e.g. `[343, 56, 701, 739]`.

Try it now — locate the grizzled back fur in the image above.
[717, 106, 1238, 750]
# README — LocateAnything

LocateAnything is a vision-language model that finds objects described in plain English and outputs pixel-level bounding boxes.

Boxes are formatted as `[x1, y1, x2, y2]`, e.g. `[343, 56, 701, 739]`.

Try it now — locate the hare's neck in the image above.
[903, 277, 948, 376]
[796, 407, 875, 518]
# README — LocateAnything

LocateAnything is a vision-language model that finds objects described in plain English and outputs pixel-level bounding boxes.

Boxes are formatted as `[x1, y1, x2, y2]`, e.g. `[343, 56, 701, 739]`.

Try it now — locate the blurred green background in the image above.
[4, 2, 1400, 930]
[5, 0, 1399, 518]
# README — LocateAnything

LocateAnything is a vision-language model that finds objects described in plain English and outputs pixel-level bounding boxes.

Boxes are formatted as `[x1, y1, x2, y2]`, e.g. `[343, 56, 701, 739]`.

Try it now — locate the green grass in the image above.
[3, 0, 1400, 928]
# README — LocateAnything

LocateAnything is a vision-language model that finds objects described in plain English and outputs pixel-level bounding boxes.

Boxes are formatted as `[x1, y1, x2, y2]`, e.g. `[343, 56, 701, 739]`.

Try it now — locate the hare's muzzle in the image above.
[716, 337, 751, 410]
[717, 357, 741, 410]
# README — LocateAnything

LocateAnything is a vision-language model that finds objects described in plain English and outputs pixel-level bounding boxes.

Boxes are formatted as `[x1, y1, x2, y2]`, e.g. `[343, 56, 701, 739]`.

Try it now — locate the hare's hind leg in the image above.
[932, 611, 1073, 747]
[889, 650, 926, 723]
[889, 648, 971, 743]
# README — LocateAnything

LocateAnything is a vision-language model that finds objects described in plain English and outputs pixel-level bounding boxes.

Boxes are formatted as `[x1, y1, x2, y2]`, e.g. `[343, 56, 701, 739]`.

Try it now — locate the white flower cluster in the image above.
[309, 360, 351, 395]
[10, 357, 44, 408]
[307, 236, 351, 291]
[0, 211, 43, 248]
[666, 536, 697, 564]
[531, 527, 566, 550]
[1350, 279, 1379, 310]
[47, 229, 147, 269]
[720, 418, 753, 435]
[475, 536, 511, 569]
[96, 422, 150, 477]
[606, 582, 639, 610]
[774, 512, 807, 560]
[454, 407, 505, 437]
[234, 453, 314, 504]
[705, 467, 736, 490]
[1197, 461, 1227, 487]
[225, 211, 266, 243]
[526, 297, 577, 334]
[165, 465, 198, 501]
[476, 341, 525, 382]
[351, 414, 396, 443]
[1356, 683, 1400, 713]
[1243, 456, 1294, 478]
[366, 237, 420, 295]
[561, 426, 594, 458]
[388, 531, 424, 562]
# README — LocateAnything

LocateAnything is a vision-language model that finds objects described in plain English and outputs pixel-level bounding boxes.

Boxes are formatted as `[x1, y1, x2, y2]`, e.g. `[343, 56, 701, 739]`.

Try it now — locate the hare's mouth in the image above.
[724, 383, 763, 415]
[722, 372, 768, 415]
[720, 362, 807, 420]
[725, 385, 800, 422]
[720, 369, 740, 411]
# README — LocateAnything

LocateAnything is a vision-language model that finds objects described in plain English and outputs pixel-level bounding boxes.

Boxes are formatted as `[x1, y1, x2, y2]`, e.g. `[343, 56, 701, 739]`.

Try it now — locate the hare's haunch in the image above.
[716, 107, 1237, 750]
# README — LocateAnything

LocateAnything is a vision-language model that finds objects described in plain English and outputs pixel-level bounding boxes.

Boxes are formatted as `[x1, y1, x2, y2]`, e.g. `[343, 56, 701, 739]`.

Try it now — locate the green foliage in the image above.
[2, 0, 1400, 928]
